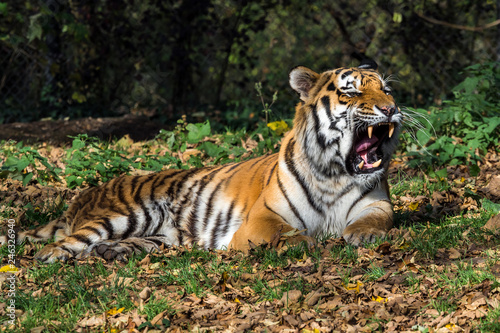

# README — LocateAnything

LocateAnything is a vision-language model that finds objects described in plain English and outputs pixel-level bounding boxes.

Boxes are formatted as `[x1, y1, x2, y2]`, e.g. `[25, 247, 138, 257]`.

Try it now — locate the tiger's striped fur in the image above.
[1, 62, 402, 263]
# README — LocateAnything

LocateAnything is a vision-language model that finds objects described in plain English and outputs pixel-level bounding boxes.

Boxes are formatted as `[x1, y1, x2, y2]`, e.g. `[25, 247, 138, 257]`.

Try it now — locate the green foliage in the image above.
[403, 63, 500, 175]
[0, 141, 61, 186]
[64, 135, 140, 188]
[156, 119, 211, 153]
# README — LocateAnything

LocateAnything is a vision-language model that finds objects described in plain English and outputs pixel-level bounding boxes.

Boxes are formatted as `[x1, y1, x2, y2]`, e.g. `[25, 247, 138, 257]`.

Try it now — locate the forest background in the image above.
[1, 0, 499, 127]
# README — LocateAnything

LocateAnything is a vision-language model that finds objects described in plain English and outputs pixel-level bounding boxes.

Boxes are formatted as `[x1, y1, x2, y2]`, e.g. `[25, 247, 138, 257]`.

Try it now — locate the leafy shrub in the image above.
[403, 62, 500, 176]
[64, 135, 140, 188]
[0, 141, 61, 186]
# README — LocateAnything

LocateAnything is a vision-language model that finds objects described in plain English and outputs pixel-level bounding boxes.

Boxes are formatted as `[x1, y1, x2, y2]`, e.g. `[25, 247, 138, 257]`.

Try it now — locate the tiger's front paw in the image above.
[284, 234, 316, 248]
[342, 226, 387, 247]
[34, 244, 73, 263]
[275, 229, 316, 249]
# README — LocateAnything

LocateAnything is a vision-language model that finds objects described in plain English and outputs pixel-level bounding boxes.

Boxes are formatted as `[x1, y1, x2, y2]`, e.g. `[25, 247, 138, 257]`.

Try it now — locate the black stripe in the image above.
[335, 89, 348, 105]
[209, 211, 224, 249]
[98, 184, 110, 209]
[248, 154, 269, 169]
[346, 186, 375, 219]
[80, 226, 104, 238]
[116, 178, 139, 239]
[173, 179, 200, 221]
[60, 244, 75, 255]
[284, 139, 322, 213]
[147, 237, 166, 247]
[134, 176, 156, 235]
[150, 172, 174, 202]
[221, 199, 237, 237]
[177, 231, 184, 245]
[48, 223, 64, 238]
[341, 70, 353, 79]
[122, 212, 139, 239]
[115, 176, 128, 206]
[315, 159, 344, 178]
[319, 180, 354, 197]
[186, 167, 228, 241]
[266, 162, 278, 186]
[168, 168, 203, 199]
[321, 96, 334, 123]
[102, 217, 115, 239]
[311, 104, 327, 149]
[130, 176, 140, 196]
[277, 172, 307, 230]
[202, 179, 225, 233]
[224, 162, 244, 174]
[326, 82, 336, 91]
[112, 175, 124, 196]
[264, 200, 287, 223]
[321, 96, 342, 131]
[334, 182, 355, 199]
[152, 201, 167, 234]
[71, 233, 92, 246]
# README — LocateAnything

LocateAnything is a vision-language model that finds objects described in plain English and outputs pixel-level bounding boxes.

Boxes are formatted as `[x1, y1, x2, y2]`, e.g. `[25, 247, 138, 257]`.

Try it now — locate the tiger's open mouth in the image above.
[349, 123, 396, 174]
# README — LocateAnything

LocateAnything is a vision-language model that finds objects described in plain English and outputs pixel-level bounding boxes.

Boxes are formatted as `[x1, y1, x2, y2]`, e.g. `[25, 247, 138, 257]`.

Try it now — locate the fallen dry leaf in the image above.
[483, 213, 500, 233]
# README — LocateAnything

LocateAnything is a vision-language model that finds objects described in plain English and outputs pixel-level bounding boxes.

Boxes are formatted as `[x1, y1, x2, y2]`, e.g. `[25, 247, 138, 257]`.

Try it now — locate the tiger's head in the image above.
[289, 62, 402, 185]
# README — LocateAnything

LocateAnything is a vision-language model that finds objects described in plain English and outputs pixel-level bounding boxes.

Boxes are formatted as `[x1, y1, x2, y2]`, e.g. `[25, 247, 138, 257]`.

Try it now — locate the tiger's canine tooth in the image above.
[372, 159, 382, 168]
[367, 126, 373, 139]
[358, 161, 365, 170]
[388, 123, 395, 138]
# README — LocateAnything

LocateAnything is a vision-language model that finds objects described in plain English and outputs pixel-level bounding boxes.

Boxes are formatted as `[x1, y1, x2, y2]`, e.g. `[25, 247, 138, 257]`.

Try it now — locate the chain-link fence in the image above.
[1, 0, 499, 124]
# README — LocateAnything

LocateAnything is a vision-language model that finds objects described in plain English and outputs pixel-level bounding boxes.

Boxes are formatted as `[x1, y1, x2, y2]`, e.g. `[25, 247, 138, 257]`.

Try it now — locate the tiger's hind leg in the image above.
[34, 216, 115, 263]
[78, 236, 172, 261]
[0, 216, 69, 246]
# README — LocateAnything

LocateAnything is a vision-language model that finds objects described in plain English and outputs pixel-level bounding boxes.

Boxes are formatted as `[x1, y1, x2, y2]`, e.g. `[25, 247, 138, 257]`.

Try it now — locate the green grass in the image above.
[363, 261, 386, 281]
[401, 210, 493, 258]
[329, 244, 358, 264]
[390, 171, 451, 198]
[480, 306, 500, 332]
[429, 261, 497, 293]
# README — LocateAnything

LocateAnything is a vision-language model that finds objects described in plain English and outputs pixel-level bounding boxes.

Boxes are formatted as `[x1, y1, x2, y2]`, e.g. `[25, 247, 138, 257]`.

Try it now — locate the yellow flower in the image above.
[267, 121, 289, 136]
[408, 202, 419, 211]
[106, 307, 125, 316]
[371, 296, 387, 303]
[0, 265, 18, 273]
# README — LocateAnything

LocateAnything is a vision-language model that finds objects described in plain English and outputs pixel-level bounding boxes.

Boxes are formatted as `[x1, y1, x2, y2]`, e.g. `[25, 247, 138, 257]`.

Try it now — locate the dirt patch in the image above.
[0, 115, 172, 145]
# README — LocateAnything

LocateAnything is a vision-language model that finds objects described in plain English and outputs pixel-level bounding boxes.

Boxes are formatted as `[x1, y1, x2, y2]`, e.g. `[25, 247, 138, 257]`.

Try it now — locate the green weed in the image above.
[404, 62, 500, 174]
[428, 297, 457, 314]
[329, 244, 358, 264]
[0, 141, 61, 186]
[64, 134, 141, 188]
[364, 262, 386, 281]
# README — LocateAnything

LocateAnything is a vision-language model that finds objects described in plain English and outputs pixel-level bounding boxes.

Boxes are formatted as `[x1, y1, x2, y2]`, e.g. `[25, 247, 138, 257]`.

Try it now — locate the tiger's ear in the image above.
[359, 59, 378, 70]
[289, 66, 319, 101]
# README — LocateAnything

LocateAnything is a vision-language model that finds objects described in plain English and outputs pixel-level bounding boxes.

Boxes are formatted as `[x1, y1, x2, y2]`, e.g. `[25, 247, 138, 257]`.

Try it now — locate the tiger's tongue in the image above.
[356, 136, 378, 154]
[356, 136, 379, 165]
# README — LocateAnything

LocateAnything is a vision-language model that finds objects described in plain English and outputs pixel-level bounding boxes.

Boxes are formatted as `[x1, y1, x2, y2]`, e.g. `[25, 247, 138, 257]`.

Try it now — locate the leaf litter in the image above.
[0, 144, 499, 332]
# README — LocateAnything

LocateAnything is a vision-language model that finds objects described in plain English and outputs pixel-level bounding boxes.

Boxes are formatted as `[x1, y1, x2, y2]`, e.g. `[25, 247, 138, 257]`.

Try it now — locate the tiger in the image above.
[0, 61, 402, 263]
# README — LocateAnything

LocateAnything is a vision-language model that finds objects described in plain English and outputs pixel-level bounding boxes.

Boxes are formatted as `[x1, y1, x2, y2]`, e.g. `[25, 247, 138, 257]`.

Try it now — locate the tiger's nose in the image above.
[378, 105, 397, 116]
